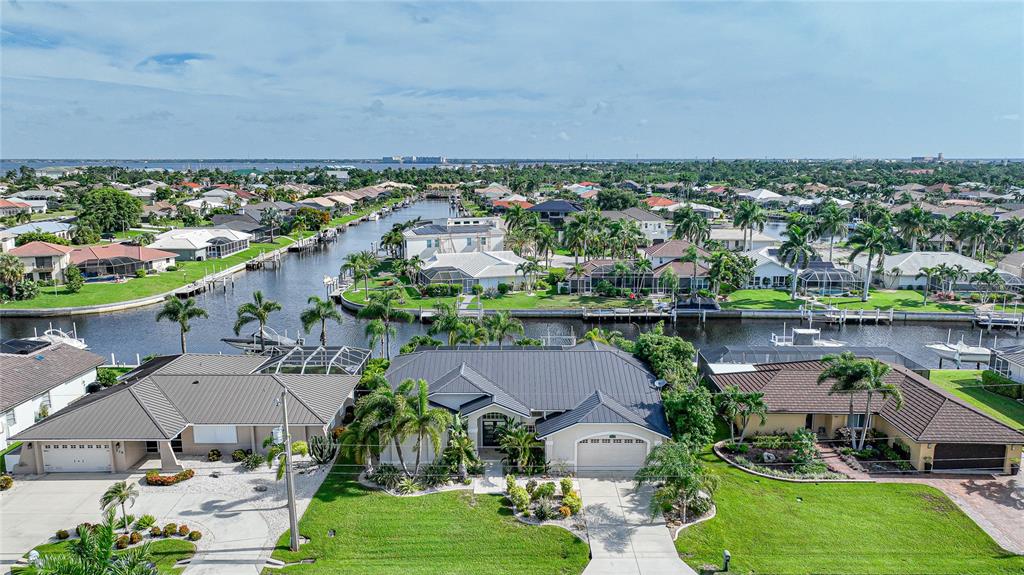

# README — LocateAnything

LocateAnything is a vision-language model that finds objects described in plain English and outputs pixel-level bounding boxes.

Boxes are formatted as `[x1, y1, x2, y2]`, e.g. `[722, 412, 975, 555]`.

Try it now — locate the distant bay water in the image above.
[0, 159, 464, 173]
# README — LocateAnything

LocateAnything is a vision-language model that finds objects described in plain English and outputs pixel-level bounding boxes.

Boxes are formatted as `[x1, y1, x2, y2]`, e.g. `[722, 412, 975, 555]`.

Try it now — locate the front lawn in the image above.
[1, 237, 295, 309]
[721, 289, 974, 313]
[676, 457, 1024, 574]
[721, 289, 805, 310]
[267, 462, 589, 575]
[19, 538, 195, 575]
[928, 370, 1024, 430]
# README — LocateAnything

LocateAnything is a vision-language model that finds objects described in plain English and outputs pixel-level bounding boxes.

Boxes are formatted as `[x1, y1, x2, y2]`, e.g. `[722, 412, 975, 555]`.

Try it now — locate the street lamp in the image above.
[274, 390, 300, 552]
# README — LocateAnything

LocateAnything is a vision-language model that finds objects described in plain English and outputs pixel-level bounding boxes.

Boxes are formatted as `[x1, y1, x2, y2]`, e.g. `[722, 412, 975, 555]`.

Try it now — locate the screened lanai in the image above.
[798, 262, 860, 296]
[76, 255, 147, 278]
[256, 345, 371, 375]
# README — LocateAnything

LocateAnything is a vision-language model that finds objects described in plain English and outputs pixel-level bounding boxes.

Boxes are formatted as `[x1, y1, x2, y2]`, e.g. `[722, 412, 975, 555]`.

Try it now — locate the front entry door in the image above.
[480, 413, 508, 447]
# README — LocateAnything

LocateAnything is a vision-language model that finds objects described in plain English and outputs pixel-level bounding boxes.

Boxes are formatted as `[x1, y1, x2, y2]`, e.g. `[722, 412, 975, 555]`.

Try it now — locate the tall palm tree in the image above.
[338, 417, 381, 475]
[427, 302, 464, 346]
[971, 267, 1006, 304]
[483, 310, 524, 344]
[155, 296, 208, 354]
[260, 207, 281, 242]
[358, 287, 414, 359]
[355, 378, 415, 475]
[341, 251, 376, 293]
[815, 202, 848, 262]
[364, 319, 391, 357]
[405, 379, 451, 475]
[233, 290, 282, 352]
[778, 224, 816, 300]
[451, 320, 489, 345]
[894, 206, 932, 252]
[847, 223, 894, 302]
[534, 224, 558, 268]
[633, 257, 653, 294]
[0, 252, 25, 299]
[497, 424, 542, 473]
[915, 266, 940, 303]
[515, 257, 541, 293]
[300, 296, 343, 346]
[850, 359, 903, 450]
[817, 352, 869, 448]
[99, 481, 138, 535]
[733, 200, 766, 251]
[681, 245, 702, 294]
[29, 508, 155, 575]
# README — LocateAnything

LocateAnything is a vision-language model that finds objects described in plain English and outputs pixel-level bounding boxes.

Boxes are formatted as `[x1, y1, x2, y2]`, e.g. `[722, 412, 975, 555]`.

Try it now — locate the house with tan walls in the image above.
[706, 360, 1024, 474]
[10, 353, 362, 474]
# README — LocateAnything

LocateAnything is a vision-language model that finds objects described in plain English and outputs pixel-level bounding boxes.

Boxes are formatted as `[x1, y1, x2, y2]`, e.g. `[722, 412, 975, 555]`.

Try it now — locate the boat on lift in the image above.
[29, 324, 88, 350]
[770, 324, 846, 347]
[222, 326, 304, 354]
[925, 330, 992, 366]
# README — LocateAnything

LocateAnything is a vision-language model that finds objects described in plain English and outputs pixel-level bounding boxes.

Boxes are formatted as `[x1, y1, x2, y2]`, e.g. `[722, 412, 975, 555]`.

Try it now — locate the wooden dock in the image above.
[974, 310, 1024, 331]
[801, 306, 894, 325]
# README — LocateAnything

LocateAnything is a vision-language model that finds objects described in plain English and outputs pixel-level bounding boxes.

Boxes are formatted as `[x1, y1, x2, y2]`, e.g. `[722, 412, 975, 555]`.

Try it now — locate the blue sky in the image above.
[1, 1, 1021, 159]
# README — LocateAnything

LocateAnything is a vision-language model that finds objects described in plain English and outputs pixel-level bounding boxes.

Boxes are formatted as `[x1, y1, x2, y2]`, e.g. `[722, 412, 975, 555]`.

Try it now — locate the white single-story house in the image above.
[10, 352, 363, 474]
[1, 339, 103, 451]
[380, 343, 671, 473]
[743, 246, 793, 289]
[709, 227, 779, 251]
[149, 228, 251, 261]
[403, 217, 506, 259]
[2, 221, 75, 242]
[418, 250, 525, 291]
[850, 251, 1024, 291]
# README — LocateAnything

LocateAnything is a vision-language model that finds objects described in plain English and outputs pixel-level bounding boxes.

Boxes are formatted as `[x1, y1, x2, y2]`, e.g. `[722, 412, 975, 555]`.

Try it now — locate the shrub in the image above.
[534, 279, 550, 292]
[115, 514, 136, 531]
[134, 514, 156, 530]
[559, 477, 573, 496]
[145, 468, 195, 486]
[981, 369, 1024, 399]
[309, 435, 339, 465]
[505, 474, 517, 493]
[417, 461, 450, 488]
[149, 527, 162, 538]
[207, 449, 221, 462]
[55, 529, 70, 540]
[166, 265, 178, 272]
[558, 506, 572, 519]
[562, 491, 583, 515]
[129, 531, 142, 545]
[532, 481, 556, 501]
[0, 475, 12, 490]
[508, 485, 530, 510]
[525, 479, 538, 495]
[135, 269, 147, 278]
[189, 530, 202, 541]
[241, 453, 264, 471]
[369, 464, 402, 489]
[396, 478, 422, 495]
[497, 283, 511, 295]
[178, 525, 191, 537]
[231, 449, 248, 462]
[790, 428, 819, 469]
[162, 523, 178, 537]
[688, 493, 713, 518]
[752, 434, 788, 450]
[533, 498, 557, 521]
[115, 535, 130, 549]
[291, 440, 309, 457]
[471, 284, 484, 295]
[547, 268, 566, 285]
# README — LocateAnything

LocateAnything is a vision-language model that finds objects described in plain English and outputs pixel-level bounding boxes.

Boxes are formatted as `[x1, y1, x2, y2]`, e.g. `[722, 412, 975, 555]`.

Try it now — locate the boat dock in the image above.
[801, 306, 894, 325]
[973, 310, 1024, 332]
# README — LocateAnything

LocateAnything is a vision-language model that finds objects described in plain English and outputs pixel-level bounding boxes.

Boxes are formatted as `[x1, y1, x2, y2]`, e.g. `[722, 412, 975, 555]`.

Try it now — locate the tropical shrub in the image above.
[417, 461, 451, 488]
[291, 440, 309, 457]
[145, 468, 194, 486]
[532, 498, 557, 521]
[162, 523, 178, 537]
[497, 283, 511, 294]
[558, 506, 572, 519]
[790, 428, 819, 470]
[505, 474, 517, 493]
[135, 269, 147, 278]
[633, 322, 697, 384]
[396, 478, 422, 495]
[982, 369, 1024, 399]
[562, 491, 583, 515]
[688, 493, 713, 518]
[241, 453, 264, 471]
[532, 481, 556, 501]
[129, 531, 143, 544]
[55, 529, 70, 540]
[115, 514, 136, 531]
[207, 449, 221, 462]
[231, 449, 248, 462]
[369, 464, 402, 489]
[547, 268, 566, 284]
[115, 535, 130, 549]
[149, 526, 162, 538]
[189, 530, 203, 541]
[178, 525, 191, 536]
[752, 434, 788, 450]
[508, 486, 530, 510]
[559, 477, 573, 496]
[525, 479, 538, 495]
[0, 475, 13, 490]
[309, 435, 339, 465]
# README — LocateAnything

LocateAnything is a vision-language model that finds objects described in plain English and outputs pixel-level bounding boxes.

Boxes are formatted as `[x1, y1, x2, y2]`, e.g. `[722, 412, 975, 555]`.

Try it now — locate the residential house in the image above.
[1, 221, 75, 242]
[475, 183, 514, 202]
[125, 187, 158, 205]
[379, 343, 670, 472]
[597, 208, 670, 244]
[706, 360, 1024, 473]
[998, 251, 1024, 277]
[1, 340, 104, 451]
[8, 189, 66, 203]
[642, 196, 682, 212]
[403, 217, 506, 259]
[8, 241, 74, 283]
[642, 240, 709, 267]
[743, 246, 794, 290]
[149, 228, 251, 261]
[20, 200, 49, 214]
[418, 251, 525, 290]
[527, 200, 583, 226]
[325, 170, 350, 184]
[850, 251, 1022, 291]
[0, 198, 33, 216]
[142, 201, 178, 221]
[709, 227, 779, 251]
[679, 202, 723, 219]
[569, 258, 708, 293]
[620, 180, 644, 192]
[10, 353, 362, 474]
[491, 199, 534, 212]
[70, 244, 177, 278]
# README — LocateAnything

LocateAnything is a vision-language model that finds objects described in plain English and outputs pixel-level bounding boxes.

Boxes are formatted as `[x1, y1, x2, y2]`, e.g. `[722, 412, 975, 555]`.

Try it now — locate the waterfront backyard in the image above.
[928, 370, 1024, 430]
[721, 289, 975, 313]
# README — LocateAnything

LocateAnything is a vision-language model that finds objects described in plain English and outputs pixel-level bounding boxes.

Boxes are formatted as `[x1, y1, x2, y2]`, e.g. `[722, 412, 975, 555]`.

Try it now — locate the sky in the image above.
[1, 1, 1021, 159]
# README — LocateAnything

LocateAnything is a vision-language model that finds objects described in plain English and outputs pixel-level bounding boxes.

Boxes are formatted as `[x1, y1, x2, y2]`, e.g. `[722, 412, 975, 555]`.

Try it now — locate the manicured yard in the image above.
[1, 237, 295, 309]
[721, 289, 805, 310]
[722, 289, 974, 313]
[18, 538, 195, 575]
[479, 291, 636, 310]
[267, 462, 589, 575]
[676, 457, 1024, 574]
[928, 370, 1024, 430]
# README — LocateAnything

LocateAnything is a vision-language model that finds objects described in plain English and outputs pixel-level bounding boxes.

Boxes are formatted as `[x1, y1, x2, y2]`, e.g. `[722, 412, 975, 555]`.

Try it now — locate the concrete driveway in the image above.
[578, 477, 697, 575]
[0, 472, 137, 571]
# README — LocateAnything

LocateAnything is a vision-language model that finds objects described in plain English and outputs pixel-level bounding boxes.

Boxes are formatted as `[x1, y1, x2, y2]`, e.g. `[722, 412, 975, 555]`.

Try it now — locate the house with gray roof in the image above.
[380, 343, 671, 472]
[403, 216, 506, 259]
[706, 360, 1023, 473]
[10, 353, 360, 474]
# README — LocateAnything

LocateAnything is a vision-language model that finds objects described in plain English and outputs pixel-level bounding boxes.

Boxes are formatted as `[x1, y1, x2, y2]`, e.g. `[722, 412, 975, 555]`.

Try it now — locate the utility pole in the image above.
[279, 388, 300, 552]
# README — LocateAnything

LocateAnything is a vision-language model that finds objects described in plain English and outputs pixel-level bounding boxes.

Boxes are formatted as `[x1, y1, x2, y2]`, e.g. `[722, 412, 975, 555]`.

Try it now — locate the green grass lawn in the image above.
[928, 370, 1024, 430]
[677, 457, 1024, 574]
[343, 284, 638, 312]
[266, 462, 589, 575]
[18, 538, 195, 575]
[722, 289, 974, 313]
[1, 237, 295, 309]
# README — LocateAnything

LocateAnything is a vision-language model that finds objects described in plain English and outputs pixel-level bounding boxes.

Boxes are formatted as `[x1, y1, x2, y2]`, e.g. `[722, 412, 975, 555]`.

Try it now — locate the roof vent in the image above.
[191, 380, 200, 385]
[651, 379, 668, 389]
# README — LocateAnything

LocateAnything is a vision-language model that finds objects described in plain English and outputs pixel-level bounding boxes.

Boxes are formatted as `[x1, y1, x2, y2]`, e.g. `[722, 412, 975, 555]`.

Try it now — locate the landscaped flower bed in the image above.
[144, 468, 195, 486]
[364, 462, 478, 495]
[505, 475, 584, 527]
[719, 430, 846, 480]
[835, 430, 915, 473]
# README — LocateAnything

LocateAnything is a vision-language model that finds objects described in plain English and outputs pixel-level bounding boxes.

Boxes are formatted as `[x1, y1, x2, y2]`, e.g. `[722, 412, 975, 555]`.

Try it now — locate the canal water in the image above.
[2, 200, 1021, 367]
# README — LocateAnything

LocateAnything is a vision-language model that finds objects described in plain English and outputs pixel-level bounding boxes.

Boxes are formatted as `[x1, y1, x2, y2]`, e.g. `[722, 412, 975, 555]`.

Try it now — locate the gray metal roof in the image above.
[536, 390, 665, 437]
[411, 224, 493, 236]
[385, 345, 669, 436]
[12, 354, 358, 441]
[432, 363, 531, 416]
[0, 343, 104, 412]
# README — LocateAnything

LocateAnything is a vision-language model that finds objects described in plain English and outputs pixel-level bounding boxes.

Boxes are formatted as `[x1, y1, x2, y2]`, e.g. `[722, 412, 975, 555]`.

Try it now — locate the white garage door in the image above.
[577, 436, 647, 473]
[43, 442, 112, 473]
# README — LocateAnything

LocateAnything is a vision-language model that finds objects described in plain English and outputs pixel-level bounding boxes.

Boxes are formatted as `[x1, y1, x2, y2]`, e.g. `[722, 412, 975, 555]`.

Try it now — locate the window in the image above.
[34, 256, 52, 268]
[426, 239, 433, 248]
[480, 237, 487, 245]
[37, 392, 51, 409]
[4, 411, 15, 427]
[192, 425, 238, 444]
[847, 414, 866, 428]
[466, 238, 472, 246]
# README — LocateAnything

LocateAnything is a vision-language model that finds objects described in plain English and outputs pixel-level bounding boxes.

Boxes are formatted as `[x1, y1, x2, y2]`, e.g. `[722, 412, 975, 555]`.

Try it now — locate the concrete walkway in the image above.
[578, 477, 696, 575]
[473, 460, 505, 494]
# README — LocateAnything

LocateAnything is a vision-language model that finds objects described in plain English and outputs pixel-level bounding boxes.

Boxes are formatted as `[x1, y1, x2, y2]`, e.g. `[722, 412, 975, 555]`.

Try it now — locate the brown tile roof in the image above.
[493, 199, 534, 209]
[70, 244, 177, 265]
[708, 361, 1024, 444]
[0, 343, 104, 412]
[653, 260, 710, 278]
[643, 240, 710, 260]
[9, 241, 74, 257]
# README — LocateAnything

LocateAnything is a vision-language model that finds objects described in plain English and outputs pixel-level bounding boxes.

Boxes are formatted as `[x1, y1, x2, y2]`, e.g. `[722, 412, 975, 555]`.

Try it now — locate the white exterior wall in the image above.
[404, 233, 505, 260]
[746, 261, 793, 289]
[543, 423, 666, 472]
[1, 368, 94, 449]
[638, 221, 670, 243]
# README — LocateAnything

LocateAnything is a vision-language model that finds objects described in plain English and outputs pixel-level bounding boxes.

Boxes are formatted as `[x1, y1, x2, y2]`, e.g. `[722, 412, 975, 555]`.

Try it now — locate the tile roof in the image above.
[643, 240, 710, 259]
[70, 244, 177, 265]
[708, 361, 1024, 444]
[0, 342, 105, 412]
[643, 196, 680, 208]
[9, 241, 75, 257]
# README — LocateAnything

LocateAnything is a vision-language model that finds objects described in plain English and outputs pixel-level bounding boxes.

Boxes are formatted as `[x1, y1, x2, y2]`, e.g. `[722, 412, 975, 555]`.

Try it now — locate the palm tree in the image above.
[155, 296, 208, 354]
[427, 302, 463, 346]
[260, 207, 281, 242]
[971, 267, 1006, 304]
[341, 251, 376, 293]
[405, 379, 451, 475]
[355, 379, 414, 475]
[817, 352, 869, 448]
[99, 481, 138, 535]
[357, 287, 414, 359]
[497, 424, 542, 473]
[233, 290, 282, 352]
[300, 296, 343, 346]
[364, 319, 391, 357]
[778, 224, 816, 300]
[732, 200, 766, 251]
[681, 245, 702, 294]
[338, 418, 381, 475]
[850, 359, 903, 450]
[634, 441, 719, 521]
[847, 223, 893, 302]
[445, 434, 477, 481]
[633, 257, 653, 294]
[714, 386, 744, 442]
[451, 320, 489, 345]
[515, 257, 541, 293]
[483, 310, 524, 344]
[578, 327, 622, 345]
[735, 392, 768, 441]
[815, 202, 848, 262]
[28, 508, 155, 575]
[915, 266, 940, 303]
[894, 206, 932, 252]
[0, 252, 24, 300]
[534, 224, 558, 268]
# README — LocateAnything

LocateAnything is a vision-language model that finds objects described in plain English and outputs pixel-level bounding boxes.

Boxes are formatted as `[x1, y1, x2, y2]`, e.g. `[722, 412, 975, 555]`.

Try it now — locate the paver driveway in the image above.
[577, 477, 696, 575]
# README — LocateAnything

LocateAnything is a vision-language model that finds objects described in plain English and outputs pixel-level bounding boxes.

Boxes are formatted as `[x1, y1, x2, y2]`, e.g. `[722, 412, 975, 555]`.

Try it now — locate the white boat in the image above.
[367, 213, 380, 221]
[222, 326, 303, 354]
[770, 326, 846, 347]
[29, 324, 88, 350]
[926, 331, 991, 364]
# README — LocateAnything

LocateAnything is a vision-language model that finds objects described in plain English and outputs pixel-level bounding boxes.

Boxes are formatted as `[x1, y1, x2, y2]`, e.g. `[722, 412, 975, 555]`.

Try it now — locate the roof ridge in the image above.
[272, 375, 328, 424]
[127, 379, 181, 439]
